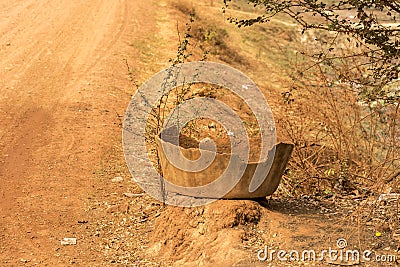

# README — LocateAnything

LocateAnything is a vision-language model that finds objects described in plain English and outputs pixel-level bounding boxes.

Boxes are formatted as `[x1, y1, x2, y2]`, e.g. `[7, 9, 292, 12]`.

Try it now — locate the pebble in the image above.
[111, 176, 123, 183]
[61, 238, 77, 245]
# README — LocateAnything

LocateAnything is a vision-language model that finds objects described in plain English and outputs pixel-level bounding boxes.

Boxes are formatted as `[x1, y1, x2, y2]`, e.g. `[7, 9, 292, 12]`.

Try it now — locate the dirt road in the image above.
[0, 0, 170, 265]
[2, 1, 398, 266]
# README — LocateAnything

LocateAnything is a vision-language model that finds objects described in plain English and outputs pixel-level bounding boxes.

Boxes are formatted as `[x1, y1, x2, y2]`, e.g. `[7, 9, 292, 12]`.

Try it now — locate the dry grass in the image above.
[166, 0, 400, 204]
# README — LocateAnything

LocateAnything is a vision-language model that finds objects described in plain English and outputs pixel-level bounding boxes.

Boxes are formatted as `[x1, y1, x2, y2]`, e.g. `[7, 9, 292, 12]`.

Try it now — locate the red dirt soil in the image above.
[0, 0, 163, 265]
[1, 1, 398, 266]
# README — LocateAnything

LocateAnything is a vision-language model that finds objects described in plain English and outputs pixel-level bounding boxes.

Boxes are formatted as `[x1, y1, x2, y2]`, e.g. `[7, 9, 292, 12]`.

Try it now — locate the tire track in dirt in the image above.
[76, 0, 129, 80]
[0, 0, 160, 265]
[56, 0, 129, 157]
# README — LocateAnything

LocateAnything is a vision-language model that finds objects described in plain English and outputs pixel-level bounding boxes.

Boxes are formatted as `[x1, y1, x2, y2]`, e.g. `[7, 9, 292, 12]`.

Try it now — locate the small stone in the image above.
[111, 176, 123, 183]
[60, 238, 77, 245]
[378, 193, 400, 201]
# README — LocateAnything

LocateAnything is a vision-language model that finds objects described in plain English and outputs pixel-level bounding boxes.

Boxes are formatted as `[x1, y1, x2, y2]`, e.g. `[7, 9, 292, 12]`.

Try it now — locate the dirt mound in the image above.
[148, 200, 261, 266]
